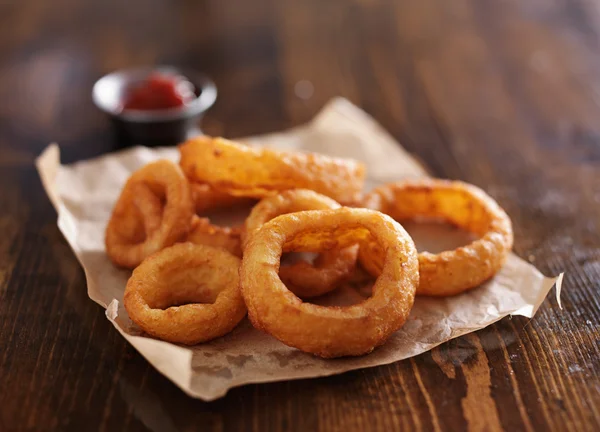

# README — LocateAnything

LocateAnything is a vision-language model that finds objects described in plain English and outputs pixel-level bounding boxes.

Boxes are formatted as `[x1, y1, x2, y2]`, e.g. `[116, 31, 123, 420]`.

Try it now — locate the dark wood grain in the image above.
[0, 0, 598, 431]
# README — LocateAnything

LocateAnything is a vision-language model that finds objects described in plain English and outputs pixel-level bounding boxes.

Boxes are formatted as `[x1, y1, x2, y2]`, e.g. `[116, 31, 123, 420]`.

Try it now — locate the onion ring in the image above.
[359, 179, 513, 296]
[105, 160, 194, 268]
[243, 189, 358, 298]
[186, 216, 243, 257]
[131, 182, 163, 234]
[124, 242, 246, 345]
[240, 208, 419, 358]
[191, 182, 253, 214]
[179, 136, 366, 205]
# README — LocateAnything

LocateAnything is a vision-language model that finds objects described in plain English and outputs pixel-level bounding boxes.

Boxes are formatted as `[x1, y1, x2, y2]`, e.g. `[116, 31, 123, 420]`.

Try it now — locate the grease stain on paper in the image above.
[193, 365, 233, 379]
[226, 354, 254, 367]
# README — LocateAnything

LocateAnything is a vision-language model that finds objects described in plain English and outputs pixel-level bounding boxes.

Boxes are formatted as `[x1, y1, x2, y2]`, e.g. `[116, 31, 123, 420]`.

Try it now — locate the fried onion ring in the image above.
[124, 242, 246, 345]
[240, 208, 419, 358]
[131, 182, 163, 234]
[105, 160, 194, 268]
[191, 182, 254, 214]
[360, 179, 513, 296]
[179, 136, 366, 205]
[243, 189, 358, 298]
[186, 216, 243, 257]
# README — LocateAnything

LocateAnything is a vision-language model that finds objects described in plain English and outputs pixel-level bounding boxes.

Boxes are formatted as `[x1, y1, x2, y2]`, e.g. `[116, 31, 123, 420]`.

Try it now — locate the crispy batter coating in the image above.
[360, 179, 513, 296]
[240, 208, 419, 358]
[244, 189, 358, 298]
[179, 136, 366, 205]
[190, 182, 253, 214]
[124, 243, 246, 345]
[105, 160, 194, 268]
[186, 216, 243, 257]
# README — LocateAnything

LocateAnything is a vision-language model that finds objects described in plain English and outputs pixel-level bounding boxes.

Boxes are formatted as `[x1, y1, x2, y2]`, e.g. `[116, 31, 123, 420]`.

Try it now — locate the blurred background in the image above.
[4, 0, 600, 166]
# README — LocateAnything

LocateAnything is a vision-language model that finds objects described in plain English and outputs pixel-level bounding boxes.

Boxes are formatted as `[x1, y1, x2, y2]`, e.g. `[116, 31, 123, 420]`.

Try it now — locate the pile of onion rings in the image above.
[103, 135, 513, 356]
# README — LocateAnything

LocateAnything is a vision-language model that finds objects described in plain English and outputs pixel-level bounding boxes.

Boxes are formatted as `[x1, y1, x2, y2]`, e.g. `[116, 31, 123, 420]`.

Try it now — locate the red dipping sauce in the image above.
[122, 73, 196, 111]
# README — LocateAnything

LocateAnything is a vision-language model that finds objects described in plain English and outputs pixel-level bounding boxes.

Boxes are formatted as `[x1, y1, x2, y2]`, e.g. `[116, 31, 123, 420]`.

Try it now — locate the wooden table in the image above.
[1, 0, 598, 431]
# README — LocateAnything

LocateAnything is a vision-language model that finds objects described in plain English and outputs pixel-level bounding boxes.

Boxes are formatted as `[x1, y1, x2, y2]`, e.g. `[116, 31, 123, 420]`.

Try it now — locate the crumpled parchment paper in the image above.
[36, 98, 562, 401]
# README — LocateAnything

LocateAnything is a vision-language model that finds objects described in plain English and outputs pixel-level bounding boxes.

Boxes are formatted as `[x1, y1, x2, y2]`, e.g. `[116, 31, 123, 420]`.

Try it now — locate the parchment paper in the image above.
[36, 98, 562, 401]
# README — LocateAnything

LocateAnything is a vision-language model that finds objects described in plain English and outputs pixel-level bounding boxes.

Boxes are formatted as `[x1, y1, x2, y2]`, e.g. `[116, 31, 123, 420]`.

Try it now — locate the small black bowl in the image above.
[92, 66, 217, 147]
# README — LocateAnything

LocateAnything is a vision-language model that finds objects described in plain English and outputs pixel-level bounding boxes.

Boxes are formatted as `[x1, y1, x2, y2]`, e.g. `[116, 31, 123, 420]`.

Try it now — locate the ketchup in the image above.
[122, 73, 195, 111]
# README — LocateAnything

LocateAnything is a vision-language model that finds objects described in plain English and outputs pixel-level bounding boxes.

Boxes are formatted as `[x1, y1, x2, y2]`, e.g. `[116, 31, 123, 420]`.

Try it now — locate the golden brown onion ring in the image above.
[124, 242, 246, 345]
[179, 136, 366, 205]
[131, 182, 163, 234]
[243, 189, 358, 298]
[191, 182, 254, 214]
[240, 208, 419, 358]
[360, 179, 513, 296]
[185, 216, 243, 257]
[105, 160, 194, 268]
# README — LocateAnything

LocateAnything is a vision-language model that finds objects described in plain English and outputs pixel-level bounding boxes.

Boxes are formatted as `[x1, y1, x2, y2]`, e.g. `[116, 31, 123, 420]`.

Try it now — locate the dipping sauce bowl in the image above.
[93, 66, 217, 147]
